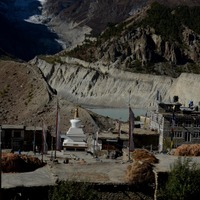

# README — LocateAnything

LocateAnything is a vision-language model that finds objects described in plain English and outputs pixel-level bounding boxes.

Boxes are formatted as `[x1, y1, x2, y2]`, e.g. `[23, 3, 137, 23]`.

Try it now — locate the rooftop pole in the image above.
[51, 134, 53, 161]
[0, 126, 2, 200]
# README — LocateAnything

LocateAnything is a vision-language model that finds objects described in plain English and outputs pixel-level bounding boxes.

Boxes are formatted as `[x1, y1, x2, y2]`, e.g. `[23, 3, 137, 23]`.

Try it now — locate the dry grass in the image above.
[173, 144, 200, 156]
[2, 153, 46, 173]
[125, 161, 155, 184]
[125, 149, 159, 185]
[131, 149, 159, 164]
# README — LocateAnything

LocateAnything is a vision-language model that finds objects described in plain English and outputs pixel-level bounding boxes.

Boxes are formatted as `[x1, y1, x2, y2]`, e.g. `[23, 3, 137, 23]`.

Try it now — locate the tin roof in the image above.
[1, 124, 42, 131]
[25, 126, 43, 131]
[1, 124, 24, 129]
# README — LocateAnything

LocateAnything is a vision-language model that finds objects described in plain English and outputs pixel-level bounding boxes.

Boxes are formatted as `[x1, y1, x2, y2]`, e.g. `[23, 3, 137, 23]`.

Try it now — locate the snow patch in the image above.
[25, 15, 45, 24]
[38, 0, 47, 5]
[55, 39, 67, 49]
[23, 0, 48, 24]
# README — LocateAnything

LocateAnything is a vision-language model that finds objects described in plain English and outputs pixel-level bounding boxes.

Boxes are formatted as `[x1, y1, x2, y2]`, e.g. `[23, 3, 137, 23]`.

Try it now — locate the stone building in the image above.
[149, 96, 200, 152]
[0, 125, 51, 151]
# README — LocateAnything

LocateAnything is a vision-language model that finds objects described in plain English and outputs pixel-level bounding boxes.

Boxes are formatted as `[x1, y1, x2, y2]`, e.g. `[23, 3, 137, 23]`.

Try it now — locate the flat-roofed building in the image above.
[0, 125, 50, 151]
[149, 96, 200, 152]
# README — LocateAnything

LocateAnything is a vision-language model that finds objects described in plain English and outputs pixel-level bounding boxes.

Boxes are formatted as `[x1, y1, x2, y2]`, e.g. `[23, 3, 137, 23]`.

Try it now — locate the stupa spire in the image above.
[74, 107, 79, 119]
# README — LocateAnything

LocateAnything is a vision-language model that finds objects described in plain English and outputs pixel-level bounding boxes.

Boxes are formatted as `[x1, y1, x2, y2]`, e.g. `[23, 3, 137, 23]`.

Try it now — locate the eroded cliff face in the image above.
[31, 56, 200, 109]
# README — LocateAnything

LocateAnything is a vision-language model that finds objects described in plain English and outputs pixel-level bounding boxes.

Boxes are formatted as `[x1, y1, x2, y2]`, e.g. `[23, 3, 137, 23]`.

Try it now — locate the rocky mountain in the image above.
[46, 0, 200, 35]
[45, 0, 148, 35]
[66, 2, 200, 77]
[1, 0, 200, 61]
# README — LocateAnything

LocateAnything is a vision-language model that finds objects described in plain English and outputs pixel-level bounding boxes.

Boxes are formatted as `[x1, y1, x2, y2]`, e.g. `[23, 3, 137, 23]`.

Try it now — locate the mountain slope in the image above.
[46, 0, 200, 35]
[46, 0, 148, 35]
[0, 60, 114, 132]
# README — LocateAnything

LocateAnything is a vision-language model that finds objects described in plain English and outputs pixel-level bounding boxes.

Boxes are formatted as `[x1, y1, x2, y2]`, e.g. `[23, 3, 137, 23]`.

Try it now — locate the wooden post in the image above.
[33, 126, 36, 155]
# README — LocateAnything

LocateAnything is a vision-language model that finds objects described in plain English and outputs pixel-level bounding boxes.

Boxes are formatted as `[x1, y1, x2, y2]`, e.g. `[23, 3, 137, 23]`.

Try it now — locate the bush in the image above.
[158, 157, 200, 200]
[49, 181, 99, 200]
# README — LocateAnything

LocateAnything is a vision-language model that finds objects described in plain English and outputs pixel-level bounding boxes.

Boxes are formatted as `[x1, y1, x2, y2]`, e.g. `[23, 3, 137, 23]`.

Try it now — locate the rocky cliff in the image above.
[30, 56, 200, 109]
[67, 4, 200, 77]
[93, 26, 200, 67]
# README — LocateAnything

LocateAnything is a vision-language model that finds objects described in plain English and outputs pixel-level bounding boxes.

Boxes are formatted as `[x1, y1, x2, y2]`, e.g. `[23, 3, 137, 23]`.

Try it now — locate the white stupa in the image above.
[63, 107, 87, 150]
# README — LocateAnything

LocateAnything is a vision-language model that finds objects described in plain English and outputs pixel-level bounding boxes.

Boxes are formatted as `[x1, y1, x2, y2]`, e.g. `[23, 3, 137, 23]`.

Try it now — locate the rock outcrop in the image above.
[81, 26, 200, 71]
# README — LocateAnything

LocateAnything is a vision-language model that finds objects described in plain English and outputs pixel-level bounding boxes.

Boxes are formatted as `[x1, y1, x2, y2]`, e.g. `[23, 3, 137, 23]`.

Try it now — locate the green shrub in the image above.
[158, 157, 200, 200]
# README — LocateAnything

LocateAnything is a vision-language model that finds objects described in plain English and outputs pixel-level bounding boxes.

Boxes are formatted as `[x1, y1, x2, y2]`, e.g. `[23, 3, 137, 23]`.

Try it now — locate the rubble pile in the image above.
[2, 153, 46, 173]
[173, 144, 200, 156]
[125, 149, 159, 184]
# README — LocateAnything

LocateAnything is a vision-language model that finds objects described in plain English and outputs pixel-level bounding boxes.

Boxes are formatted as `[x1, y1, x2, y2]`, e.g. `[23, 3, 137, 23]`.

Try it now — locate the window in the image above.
[193, 132, 200, 138]
[170, 131, 183, 138]
[173, 131, 183, 138]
